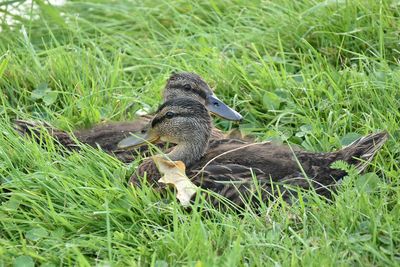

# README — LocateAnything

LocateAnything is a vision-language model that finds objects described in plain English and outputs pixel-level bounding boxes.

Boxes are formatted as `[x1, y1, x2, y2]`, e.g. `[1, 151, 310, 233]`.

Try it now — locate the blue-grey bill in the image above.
[206, 94, 242, 121]
[117, 132, 155, 149]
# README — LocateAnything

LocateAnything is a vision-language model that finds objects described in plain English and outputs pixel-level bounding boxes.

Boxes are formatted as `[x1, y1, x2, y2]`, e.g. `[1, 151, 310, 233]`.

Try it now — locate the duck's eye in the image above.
[165, 111, 175, 119]
[183, 84, 191, 91]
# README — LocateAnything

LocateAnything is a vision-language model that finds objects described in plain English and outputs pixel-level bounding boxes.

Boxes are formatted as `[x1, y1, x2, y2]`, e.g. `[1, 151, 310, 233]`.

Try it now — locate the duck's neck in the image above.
[166, 134, 209, 167]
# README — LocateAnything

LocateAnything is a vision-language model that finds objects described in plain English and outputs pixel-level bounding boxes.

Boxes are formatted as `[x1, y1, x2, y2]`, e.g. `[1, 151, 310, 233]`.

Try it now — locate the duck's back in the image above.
[186, 132, 387, 205]
[189, 139, 303, 180]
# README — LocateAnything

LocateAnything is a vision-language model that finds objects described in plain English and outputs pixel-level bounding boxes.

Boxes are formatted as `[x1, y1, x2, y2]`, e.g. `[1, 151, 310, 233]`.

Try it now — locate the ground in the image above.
[0, 0, 399, 266]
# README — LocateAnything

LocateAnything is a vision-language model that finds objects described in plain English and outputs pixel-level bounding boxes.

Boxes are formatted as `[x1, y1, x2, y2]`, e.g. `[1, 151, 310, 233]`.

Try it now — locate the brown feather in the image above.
[133, 132, 388, 207]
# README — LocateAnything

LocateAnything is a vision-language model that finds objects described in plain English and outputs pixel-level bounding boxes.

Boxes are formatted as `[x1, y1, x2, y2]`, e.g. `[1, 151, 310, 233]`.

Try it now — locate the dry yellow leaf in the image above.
[152, 155, 198, 207]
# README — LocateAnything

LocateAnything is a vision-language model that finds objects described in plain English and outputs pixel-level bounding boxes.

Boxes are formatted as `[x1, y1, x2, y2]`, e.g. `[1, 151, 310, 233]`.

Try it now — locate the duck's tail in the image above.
[340, 131, 388, 173]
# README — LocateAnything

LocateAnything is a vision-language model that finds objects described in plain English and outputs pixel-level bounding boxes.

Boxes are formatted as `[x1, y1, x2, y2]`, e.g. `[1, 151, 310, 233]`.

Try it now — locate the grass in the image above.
[0, 0, 400, 265]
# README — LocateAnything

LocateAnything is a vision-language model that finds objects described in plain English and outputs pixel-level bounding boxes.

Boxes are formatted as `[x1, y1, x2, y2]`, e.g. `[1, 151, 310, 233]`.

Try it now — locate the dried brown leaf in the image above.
[152, 155, 198, 207]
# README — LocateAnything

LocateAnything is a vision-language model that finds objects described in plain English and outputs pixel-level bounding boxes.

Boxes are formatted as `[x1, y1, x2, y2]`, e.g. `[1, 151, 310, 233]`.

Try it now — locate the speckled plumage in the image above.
[131, 97, 388, 208]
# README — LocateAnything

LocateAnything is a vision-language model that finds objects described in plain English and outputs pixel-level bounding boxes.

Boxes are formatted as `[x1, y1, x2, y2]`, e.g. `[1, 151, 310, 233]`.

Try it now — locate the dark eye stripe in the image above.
[151, 112, 196, 127]
[156, 96, 206, 113]
[174, 85, 207, 100]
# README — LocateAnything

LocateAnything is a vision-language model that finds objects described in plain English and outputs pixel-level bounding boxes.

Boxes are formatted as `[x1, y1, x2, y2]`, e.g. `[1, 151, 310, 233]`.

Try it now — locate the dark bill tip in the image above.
[206, 94, 243, 121]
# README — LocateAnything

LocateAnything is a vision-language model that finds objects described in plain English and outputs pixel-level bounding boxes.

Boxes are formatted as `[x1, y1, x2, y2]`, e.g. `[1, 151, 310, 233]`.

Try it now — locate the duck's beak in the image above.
[206, 94, 243, 121]
[117, 127, 159, 149]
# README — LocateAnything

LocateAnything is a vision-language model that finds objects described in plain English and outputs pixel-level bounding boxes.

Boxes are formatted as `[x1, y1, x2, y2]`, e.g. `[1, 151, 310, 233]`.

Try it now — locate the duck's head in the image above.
[163, 72, 242, 121]
[119, 97, 211, 166]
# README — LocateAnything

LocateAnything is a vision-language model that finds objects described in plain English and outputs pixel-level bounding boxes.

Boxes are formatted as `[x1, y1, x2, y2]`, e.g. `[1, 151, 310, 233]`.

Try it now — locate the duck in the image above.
[14, 72, 243, 163]
[125, 97, 388, 208]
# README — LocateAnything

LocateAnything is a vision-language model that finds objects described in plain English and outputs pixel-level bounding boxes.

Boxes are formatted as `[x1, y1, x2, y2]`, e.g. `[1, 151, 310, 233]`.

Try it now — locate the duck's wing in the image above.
[189, 137, 344, 206]
[190, 162, 339, 207]
[201, 139, 306, 181]
[14, 120, 78, 149]
[13, 116, 159, 163]
[75, 116, 152, 151]
[14, 116, 153, 151]
[189, 163, 314, 207]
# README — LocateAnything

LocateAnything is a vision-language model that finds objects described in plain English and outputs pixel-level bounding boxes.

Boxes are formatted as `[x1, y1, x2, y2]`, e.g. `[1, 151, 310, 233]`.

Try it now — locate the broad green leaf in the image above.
[349, 233, 372, 243]
[26, 228, 48, 241]
[341, 132, 362, 146]
[2, 195, 21, 210]
[275, 88, 290, 100]
[31, 83, 49, 100]
[378, 232, 392, 245]
[300, 124, 312, 133]
[296, 124, 312, 137]
[154, 260, 169, 267]
[13, 256, 34, 267]
[51, 228, 65, 239]
[355, 172, 380, 193]
[43, 91, 58, 105]
[262, 91, 282, 110]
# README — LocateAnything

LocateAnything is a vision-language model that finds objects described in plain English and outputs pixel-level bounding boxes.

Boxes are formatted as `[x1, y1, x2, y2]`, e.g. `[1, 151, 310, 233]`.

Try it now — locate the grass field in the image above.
[1, 0, 400, 266]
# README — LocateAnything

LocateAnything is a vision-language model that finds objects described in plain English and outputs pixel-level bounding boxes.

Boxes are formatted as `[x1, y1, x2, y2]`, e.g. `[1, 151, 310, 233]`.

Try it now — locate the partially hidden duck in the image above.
[14, 72, 243, 163]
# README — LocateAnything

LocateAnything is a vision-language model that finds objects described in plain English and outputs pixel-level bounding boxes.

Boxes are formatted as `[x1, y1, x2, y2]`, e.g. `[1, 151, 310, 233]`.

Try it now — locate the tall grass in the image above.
[0, 0, 399, 265]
